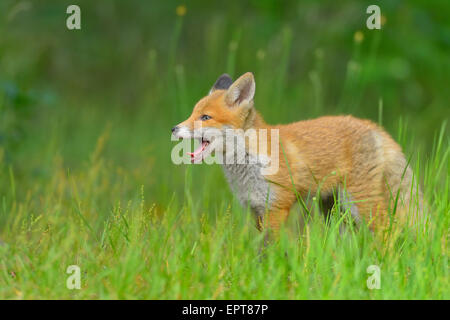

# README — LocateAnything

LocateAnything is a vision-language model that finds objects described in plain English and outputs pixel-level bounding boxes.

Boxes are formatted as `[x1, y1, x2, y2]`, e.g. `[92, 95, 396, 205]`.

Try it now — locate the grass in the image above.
[0, 106, 448, 299]
[0, 1, 449, 299]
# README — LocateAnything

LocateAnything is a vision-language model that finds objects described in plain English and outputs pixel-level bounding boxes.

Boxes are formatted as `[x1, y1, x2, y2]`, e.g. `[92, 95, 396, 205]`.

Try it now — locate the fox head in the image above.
[172, 72, 258, 163]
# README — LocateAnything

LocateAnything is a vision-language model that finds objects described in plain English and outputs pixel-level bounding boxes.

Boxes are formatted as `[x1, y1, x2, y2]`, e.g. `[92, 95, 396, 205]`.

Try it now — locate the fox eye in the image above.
[200, 114, 211, 121]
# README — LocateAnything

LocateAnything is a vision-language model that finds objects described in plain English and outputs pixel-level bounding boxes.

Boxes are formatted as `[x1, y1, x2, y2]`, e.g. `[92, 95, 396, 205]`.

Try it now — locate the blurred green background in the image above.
[0, 0, 449, 221]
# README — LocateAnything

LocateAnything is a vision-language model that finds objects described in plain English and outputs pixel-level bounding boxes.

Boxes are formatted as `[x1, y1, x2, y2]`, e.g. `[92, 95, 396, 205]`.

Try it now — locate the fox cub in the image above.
[172, 72, 423, 237]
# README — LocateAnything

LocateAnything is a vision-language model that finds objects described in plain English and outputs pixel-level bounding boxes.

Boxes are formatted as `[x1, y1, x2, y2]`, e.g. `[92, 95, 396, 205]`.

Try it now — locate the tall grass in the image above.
[0, 102, 448, 299]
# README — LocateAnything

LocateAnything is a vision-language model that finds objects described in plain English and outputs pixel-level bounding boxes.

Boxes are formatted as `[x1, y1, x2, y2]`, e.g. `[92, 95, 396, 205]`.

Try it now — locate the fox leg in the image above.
[257, 208, 290, 242]
[348, 162, 421, 233]
[346, 181, 388, 233]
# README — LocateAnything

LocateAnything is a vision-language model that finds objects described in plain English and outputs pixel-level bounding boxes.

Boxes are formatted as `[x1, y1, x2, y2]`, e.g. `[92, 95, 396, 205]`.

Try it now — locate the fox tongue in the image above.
[187, 140, 208, 158]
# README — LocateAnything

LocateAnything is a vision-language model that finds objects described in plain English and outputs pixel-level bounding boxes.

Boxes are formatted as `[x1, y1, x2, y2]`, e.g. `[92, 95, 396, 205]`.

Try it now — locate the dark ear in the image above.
[224, 72, 255, 107]
[209, 74, 233, 94]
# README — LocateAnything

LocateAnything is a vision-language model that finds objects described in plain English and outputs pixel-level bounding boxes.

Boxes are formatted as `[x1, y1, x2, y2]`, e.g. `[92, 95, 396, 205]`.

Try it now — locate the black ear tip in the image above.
[211, 73, 233, 91]
[217, 73, 232, 83]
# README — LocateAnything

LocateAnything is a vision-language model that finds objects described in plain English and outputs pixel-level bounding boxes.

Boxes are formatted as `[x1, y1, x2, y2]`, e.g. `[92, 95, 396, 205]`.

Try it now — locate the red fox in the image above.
[172, 72, 424, 238]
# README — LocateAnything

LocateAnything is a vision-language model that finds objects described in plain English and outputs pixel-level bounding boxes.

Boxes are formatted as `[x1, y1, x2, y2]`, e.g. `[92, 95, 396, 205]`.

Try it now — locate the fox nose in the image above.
[171, 126, 178, 133]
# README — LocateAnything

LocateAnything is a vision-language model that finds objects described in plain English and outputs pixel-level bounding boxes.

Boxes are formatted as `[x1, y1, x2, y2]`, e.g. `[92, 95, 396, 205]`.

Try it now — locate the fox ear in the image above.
[224, 72, 255, 107]
[209, 74, 233, 94]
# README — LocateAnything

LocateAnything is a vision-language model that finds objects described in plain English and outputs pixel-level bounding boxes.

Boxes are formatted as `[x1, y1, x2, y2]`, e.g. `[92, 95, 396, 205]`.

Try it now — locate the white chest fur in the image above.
[221, 155, 274, 217]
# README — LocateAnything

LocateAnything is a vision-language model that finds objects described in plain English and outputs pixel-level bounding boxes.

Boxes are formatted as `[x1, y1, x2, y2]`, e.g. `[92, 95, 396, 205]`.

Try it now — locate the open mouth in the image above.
[187, 138, 210, 163]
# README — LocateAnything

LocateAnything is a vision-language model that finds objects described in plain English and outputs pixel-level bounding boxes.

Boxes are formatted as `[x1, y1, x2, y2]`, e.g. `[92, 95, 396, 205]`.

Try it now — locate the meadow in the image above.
[0, 0, 448, 299]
